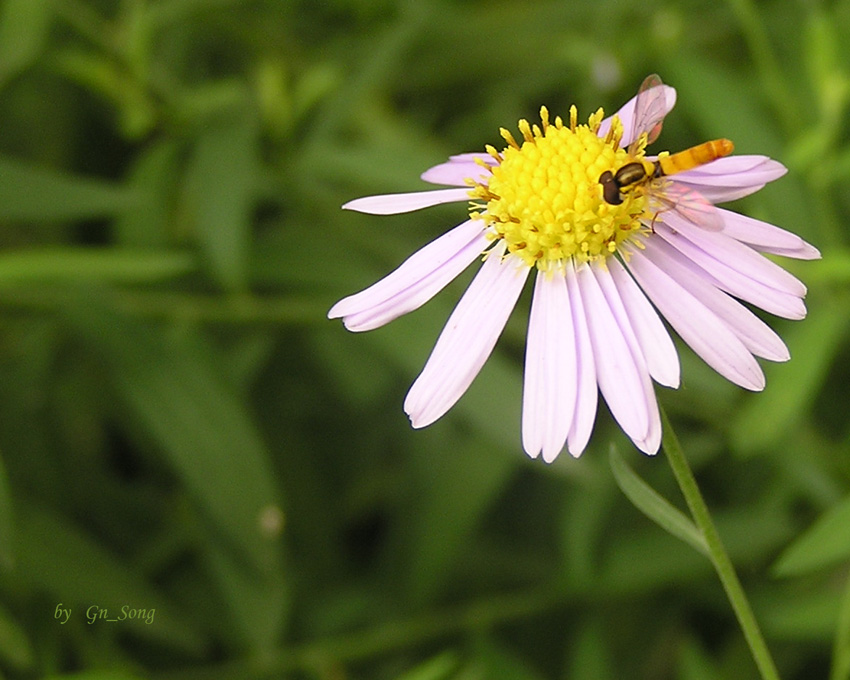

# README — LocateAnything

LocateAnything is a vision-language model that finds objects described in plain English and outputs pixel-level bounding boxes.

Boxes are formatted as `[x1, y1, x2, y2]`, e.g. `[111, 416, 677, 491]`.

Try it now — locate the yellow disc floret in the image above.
[469, 106, 648, 270]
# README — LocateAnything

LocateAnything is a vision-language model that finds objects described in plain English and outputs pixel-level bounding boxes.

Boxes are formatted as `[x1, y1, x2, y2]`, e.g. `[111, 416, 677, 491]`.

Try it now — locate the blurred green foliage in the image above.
[0, 0, 847, 679]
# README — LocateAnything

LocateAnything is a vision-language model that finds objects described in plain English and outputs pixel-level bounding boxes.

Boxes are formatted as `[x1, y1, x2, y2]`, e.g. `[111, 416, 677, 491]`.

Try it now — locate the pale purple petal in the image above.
[641, 238, 790, 362]
[674, 155, 786, 186]
[598, 84, 677, 148]
[668, 158, 781, 203]
[343, 187, 470, 215]
[329, 219, 484, 319]
[718, 209, 821, 260]
[637, 397, 662, 455]
[522, 269, 577, 462]
[662, 212, 806, 295]
[624, 245, 765, 390]
[590, 262, 661, 454]
[564, 260, 598, 458]
[449, 153, 499, 163]
[657, 214, 807, 319]
[329, 220, 491, 332]
[404, 245, 529, 428]
[420, 153, 496, 186]
[690, 185, 767, 204]
[664, 157, 785, 203]
[608, 257, 680, 388]
[757, 242, 822, 260]
[576, 263, 651, 446]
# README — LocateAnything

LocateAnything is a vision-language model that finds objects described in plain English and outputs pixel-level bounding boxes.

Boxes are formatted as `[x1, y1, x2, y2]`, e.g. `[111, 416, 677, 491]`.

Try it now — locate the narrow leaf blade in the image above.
[609, 447, 708, 556]
[0, 155, 137, 221]
[773, 494, 850, 577]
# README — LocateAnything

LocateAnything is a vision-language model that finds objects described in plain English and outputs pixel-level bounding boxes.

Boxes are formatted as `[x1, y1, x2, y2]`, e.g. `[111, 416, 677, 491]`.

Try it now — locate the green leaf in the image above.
[15, 502, 204, 653]
[565, 617, 616, 680]
[44, 673, 142, 680]
[394, 651, 460, 680]
[0, 155, 138, 221]
[63, 301, 284, 579]
[598, 528, 711, 596]
[53, 49, 156, 138]
[831, 575, 850, 680]
[609, 447, 708, 556]
[0, 249, 195, 286]
[183, 107, 259, 292]
[0, 450, 14, 571]
[804, 9, 849, 129]
[468, 637, 547, 680]
[202, 521, 288, 652]
[731, 308, 846, 453]
[115, 140, 183, 248]
[406, 432, 516, 603]
[677, 637, 722, 680]
[0, 0, 52, 87]
[0, 601, 34, 672]
[661, 57, 784, 154]
[773, 494, 850, 577]
[759, 584, 839, 640]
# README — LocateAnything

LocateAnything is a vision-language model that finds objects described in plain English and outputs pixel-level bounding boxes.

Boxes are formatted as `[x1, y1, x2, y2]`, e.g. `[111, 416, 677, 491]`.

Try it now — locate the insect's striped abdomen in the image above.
[656, 139, 734, 176]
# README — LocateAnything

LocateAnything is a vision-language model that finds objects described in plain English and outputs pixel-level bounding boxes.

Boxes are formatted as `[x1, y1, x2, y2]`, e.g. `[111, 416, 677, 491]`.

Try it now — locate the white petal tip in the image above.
[405, 408, 431, 430]
[525, 441, 568, 464]
[653, 374, 681, 389]
[340, 196, 391, 214]
[342, 188, 471, 215]
[341, 196, 397, 214]
[795, 244, 822, 260]
[524, 447, 542, 461]
[636, 441, 661, 456]
[341, 197, 373, 211]
[768, 346, 791, 363]
[742, 376, 766, 392]
[541, 448, 563, 464]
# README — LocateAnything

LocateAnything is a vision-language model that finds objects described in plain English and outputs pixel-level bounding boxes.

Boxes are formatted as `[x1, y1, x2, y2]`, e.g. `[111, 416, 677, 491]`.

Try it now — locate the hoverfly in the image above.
[598, 74, 733, 231]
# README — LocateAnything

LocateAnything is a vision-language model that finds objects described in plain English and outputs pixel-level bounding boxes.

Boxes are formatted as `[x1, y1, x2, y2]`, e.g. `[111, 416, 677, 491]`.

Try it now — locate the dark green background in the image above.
[0, 0, 846, 678]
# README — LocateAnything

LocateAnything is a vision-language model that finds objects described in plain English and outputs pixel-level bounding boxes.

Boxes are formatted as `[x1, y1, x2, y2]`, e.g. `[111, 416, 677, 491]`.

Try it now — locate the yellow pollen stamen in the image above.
[604, 116, 624, 148]
[468, 109, 650, 270]
[484, 144, 503, 164]
[500, 128, 520, 150]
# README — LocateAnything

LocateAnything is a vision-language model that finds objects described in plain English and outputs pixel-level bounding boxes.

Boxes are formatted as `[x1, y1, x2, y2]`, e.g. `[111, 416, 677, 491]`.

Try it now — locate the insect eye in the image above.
[599, 171, 623, 205]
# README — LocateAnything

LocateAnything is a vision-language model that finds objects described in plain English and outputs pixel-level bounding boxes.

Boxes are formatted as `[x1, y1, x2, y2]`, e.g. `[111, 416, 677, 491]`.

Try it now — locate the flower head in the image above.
[328, 75, 819, 462]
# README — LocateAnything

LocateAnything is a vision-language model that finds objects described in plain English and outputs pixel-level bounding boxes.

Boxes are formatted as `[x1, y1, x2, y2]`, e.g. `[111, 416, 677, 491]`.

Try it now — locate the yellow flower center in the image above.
[469, 106, 649, 270]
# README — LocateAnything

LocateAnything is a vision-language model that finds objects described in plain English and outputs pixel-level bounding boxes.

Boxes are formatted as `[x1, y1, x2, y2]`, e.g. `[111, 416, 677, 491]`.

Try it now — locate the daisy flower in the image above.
[328, 75, 819, 462]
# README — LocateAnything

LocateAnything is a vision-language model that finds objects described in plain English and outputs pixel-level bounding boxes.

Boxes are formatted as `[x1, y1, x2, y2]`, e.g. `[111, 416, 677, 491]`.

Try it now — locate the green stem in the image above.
[660, 406, 781, 680]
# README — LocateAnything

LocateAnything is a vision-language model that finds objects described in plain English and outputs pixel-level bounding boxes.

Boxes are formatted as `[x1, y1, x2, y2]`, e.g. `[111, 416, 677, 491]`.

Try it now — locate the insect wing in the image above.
[627, 74, 668, 154]
[658, 183, 724, 231]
